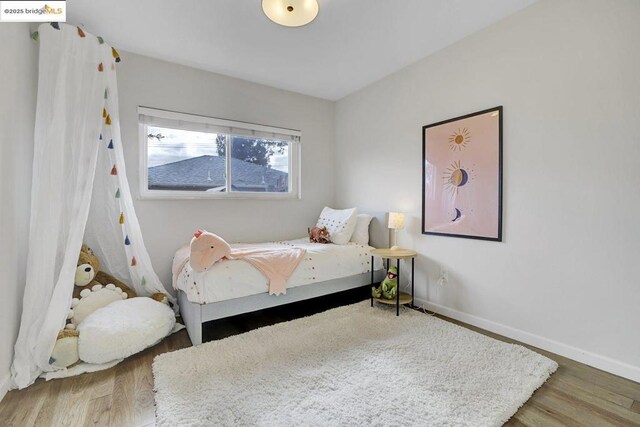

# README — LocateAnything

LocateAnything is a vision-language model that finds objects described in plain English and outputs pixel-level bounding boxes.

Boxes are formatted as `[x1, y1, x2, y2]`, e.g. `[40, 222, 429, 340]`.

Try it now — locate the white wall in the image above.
[335, 0, 640, 381]
[116, 53, 336, 289]
[0, 24, 37, 399]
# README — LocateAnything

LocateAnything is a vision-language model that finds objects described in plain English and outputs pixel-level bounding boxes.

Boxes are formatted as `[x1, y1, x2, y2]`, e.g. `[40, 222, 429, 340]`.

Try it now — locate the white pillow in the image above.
[78, 297, 175, 364]
[350, 214, 373, 245]
[316, 207, 358, 245]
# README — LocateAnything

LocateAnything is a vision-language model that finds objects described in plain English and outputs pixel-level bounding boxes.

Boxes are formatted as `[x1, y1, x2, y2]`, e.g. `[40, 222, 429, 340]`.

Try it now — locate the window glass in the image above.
[228, 136, 289, 193]
[147, 127, 227, 192]
[139, 109, 300, 199]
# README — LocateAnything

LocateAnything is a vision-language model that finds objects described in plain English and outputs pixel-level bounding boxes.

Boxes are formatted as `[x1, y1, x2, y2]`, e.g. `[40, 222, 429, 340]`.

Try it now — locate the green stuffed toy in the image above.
[372, 266, 398, 300]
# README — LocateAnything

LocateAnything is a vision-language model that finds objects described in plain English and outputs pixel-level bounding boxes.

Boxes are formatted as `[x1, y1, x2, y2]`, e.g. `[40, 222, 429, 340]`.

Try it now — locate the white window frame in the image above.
[138, 107, 301, 200]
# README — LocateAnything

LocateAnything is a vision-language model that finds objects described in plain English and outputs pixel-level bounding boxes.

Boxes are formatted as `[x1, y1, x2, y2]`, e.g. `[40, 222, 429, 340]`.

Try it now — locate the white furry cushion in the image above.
[78, 297, 175, 364]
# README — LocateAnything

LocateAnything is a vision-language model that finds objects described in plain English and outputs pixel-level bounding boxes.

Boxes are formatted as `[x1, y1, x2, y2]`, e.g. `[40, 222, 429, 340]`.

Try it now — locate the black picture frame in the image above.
[421, 106, 503, 242]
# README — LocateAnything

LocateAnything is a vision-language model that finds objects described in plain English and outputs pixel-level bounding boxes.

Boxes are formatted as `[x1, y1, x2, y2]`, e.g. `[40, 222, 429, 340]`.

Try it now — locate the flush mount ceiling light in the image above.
[262, 0, 319, 27]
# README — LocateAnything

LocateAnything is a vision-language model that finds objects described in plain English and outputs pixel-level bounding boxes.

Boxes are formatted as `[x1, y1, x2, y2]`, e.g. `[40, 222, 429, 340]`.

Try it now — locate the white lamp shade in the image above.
[388, 212, 405, 230]
[262, 0, 319, 27]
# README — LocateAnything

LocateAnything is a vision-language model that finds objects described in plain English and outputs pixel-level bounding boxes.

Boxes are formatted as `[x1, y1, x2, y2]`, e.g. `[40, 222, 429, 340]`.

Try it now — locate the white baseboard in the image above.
[0, 371, 11, 403]
[415, 298, 640, 384]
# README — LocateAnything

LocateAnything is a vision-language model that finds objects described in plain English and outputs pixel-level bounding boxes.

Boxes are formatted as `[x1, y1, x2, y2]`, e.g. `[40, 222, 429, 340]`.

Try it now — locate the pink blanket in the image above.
[227, 245, 306, 295]
[172, 238, 306, 296]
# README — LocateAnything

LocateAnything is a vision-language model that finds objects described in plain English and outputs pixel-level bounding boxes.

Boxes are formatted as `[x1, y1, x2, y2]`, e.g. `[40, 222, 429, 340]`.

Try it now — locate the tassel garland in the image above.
[105, 114, 111, 125]
[110, 165, 117, 175]
[98, 63, 104, 72]
[77, 27, 86, 38]
[119, 213, 125, 224]
[107, 140, 114, 149]
[131, 256, 137, 266]
[115, 188, 120, 198]
[124, 236, 130, 245]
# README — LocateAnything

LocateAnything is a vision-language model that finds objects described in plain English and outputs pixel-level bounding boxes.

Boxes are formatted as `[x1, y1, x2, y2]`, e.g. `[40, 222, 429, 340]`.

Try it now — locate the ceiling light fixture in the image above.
[262, 0, 319, 27]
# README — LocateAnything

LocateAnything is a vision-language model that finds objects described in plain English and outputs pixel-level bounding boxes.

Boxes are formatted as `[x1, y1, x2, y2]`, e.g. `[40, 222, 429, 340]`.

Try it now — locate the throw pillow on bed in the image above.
[316, 207, 358, 245]
[350, 214, 373, 245]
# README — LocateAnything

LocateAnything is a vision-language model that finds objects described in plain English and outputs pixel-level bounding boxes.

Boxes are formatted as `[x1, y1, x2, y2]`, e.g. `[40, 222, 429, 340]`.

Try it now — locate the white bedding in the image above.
[175, 238, 383, 304]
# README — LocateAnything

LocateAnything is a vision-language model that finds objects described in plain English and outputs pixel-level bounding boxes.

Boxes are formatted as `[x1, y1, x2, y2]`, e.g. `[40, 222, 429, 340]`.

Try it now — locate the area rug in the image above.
[153, 302, 557, 426]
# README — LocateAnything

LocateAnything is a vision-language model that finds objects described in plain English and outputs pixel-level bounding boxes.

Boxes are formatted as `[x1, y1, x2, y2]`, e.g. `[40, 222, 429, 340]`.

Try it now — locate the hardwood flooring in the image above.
[1, 289, 639, 426]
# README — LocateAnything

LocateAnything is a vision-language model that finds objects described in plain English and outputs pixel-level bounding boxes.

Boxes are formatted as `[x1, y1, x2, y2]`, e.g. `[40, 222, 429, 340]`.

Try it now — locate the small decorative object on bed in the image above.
[422, 106, 503, 241]
[308, 226, 330, 243]
[190, 230, 231, 272]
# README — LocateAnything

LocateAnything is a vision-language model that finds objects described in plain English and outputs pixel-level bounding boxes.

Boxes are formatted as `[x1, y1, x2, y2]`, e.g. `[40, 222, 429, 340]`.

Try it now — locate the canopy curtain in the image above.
[12, 23, 174, 389]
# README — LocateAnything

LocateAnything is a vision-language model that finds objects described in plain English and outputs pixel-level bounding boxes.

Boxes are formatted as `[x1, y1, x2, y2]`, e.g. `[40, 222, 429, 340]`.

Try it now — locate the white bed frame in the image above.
[178, 211, 389, 346]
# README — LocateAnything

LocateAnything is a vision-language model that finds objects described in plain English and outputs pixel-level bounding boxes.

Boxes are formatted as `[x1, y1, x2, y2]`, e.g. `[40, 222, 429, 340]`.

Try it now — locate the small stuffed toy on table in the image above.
[372, 266, 398, 300]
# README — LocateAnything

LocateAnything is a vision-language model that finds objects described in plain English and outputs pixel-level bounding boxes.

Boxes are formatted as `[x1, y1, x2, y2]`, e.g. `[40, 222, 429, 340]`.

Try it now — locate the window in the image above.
[138, 107, 300, 199]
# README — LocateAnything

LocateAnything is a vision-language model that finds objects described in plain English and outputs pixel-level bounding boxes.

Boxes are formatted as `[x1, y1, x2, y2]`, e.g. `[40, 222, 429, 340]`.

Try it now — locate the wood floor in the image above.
[1, 290, 639, 426]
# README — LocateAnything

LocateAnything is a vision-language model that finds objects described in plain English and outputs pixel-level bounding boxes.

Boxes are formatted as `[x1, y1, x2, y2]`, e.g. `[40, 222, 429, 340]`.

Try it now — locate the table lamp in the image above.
[388, 212, 405, 250]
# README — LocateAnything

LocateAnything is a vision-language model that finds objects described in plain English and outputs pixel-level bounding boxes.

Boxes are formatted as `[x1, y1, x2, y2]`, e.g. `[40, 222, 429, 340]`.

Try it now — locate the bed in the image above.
[175, 212, 388, 345]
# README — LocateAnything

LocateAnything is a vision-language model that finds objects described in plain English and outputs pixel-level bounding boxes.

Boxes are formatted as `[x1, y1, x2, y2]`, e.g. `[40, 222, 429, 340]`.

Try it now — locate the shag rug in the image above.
[153, 302, 557, 426]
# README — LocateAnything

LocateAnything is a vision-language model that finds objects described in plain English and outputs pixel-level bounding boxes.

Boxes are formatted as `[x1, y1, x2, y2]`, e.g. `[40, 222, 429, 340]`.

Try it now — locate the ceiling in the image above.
[67, 0, 536, 101]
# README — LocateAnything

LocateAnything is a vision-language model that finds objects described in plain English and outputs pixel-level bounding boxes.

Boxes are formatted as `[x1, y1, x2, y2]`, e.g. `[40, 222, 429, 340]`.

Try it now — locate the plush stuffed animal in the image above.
[372, 266, 398, 300]
[309, 226, 330, 244]
[68, 245, 136, 328]
[74, 244, 135, 299]
[49, 329, 80, 369]
[49, 245, 170, 369]
[190, 230, 231, 272]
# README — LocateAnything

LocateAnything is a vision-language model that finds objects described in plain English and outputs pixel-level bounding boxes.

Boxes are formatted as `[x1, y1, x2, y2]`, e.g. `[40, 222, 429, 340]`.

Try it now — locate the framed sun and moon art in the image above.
[422, 106, 503, 241]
